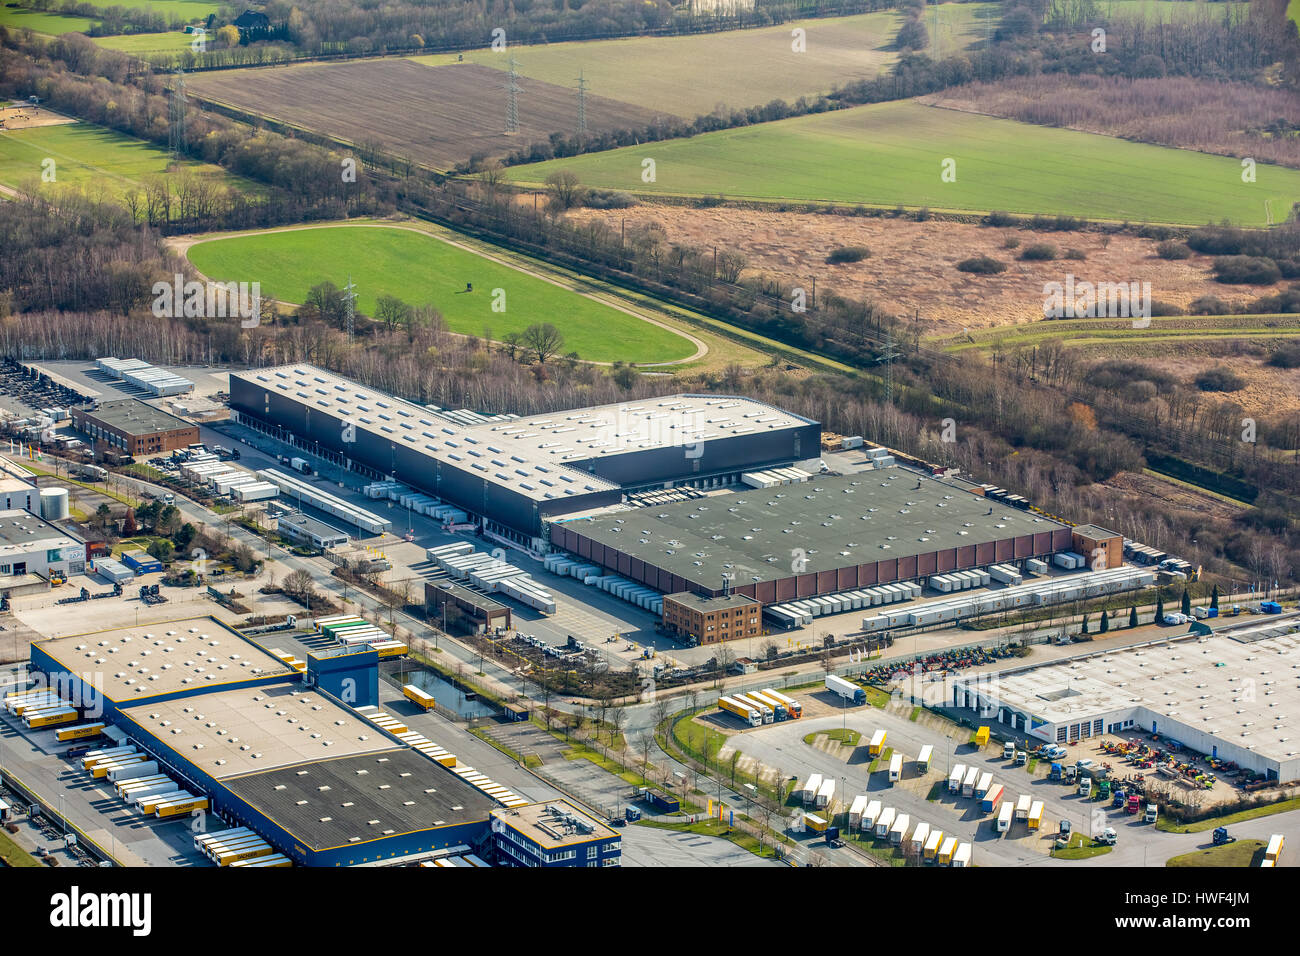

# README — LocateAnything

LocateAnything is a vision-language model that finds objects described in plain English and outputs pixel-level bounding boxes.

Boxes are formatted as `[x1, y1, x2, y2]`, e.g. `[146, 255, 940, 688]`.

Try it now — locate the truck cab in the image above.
[1144, 804, 1158, 824]
[1003, 741, 1015, 760]
[1059, 819, 1072, 839]
[1013, 750, 1027, 766]
[1078, 777, 1092, 798]
[1097, 827, 1118, 846]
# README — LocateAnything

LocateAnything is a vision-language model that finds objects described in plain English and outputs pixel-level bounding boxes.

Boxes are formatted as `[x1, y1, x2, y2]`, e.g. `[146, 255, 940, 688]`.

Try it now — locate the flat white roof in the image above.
[234, 365, 813, 502]
[961, 623, 1300, 763]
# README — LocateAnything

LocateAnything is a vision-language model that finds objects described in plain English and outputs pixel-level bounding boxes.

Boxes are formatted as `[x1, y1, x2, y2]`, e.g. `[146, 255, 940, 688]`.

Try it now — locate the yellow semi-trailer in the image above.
[717, 695, 763, 727]
[211, 838, 273, 863]
[937, 836, 957, 865]
[56, 722, 106, 742]
[762, 688, 802, 718]
[868, 729, 887, 757]
[1028, 801, 1045, 831]
[154, 795, 209, 818]
[218, 844, 275, 866]
[749, 690, 790, 721]
[240, 854, 292, 867]
[923, 828, 944, 861]
[1266, 834, 1284, 863]
[403, 684, 437, 710]
[25, 707, 79, 728]
[736, 693, 775, 724]
[371, 641, 408, 659]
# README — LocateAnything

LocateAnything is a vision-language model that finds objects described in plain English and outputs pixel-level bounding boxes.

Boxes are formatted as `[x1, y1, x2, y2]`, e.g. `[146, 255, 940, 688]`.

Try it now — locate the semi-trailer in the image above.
[1015, 794, 1032, 820]
[975, 772, 993, 799]
[910, 821, 931, 855]
[154, 795, 209, 818]
[888, 752, 903, 783]
[924, 828, 944, 861]
[874, 807, 896, 839]
[1266, 834, 1285, 863]
[996, 800, 1015, 832]
[948, 764, 967, 793]
[863, 800, 882, 830]
[815, 777, 835, 810]
[749, 690, 789, 720]
[962, 766, 980, 797]
[403, 684, 437, 711]
[718, 696, 763, 728]
[801, 774, 823, 806]
[803, 813, 828, 833]
[1028, 801, 1044, 830]
[917, 745, 933, 773]
[868, 729, 887, 756]
[938, 836, 957, 865]
[889, 813, 910, 845]
[107, 760, 159, 783]
[56, 722, 105, 742]
[737, 692, 775, 724]
[825, 674, 866, 705]
[952, 842, 972, 867]
[981, 784, 1004, 813]
[848, 795, 869, 828]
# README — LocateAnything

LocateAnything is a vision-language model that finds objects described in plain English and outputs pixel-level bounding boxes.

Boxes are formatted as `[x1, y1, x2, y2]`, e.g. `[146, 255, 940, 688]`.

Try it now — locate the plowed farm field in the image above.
[186, 59, 663, 171]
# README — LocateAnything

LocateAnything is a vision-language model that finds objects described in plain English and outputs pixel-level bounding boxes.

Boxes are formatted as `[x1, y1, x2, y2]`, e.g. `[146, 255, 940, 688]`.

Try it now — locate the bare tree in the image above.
[609, 703, 628, 749]
[544, 170, 585, 210]
[521, 322, 564, 364]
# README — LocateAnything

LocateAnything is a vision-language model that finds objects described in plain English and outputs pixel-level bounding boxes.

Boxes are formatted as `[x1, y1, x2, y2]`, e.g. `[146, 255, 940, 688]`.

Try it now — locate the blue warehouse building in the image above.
[29, 617, 496, 866]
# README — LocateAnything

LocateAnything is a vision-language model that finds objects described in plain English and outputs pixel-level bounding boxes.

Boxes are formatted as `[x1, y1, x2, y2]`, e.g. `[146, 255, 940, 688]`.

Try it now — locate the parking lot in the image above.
[723, 695, 1192, 866]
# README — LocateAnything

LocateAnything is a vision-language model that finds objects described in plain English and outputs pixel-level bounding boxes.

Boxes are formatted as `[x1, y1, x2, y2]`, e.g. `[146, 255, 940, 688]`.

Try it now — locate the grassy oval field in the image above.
[509, 100, 1300, 226]
[185, 225, 698, 364]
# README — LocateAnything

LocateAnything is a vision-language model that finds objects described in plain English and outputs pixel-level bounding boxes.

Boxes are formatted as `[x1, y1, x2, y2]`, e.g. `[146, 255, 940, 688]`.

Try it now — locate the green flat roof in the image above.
[557, 471, 1067, 590]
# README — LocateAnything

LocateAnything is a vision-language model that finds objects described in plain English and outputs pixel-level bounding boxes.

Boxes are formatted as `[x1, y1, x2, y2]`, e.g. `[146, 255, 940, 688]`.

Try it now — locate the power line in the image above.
[576, 69, 587, 137]
[168, 69, 187, 158]
[506, 55, 520, 134]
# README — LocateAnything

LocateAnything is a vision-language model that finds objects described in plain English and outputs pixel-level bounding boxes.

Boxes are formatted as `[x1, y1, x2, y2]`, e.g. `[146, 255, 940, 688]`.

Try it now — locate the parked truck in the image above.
[762, 688, 802, 718]
[737, 692, 774, 724]
[801, 773, 823, 806]
[750, 690, 788, 720]
[825, 674, 867, 705]
[290, 457, 311, 474]
[888, 752, 903, 783]
[718, 696, 763, 728]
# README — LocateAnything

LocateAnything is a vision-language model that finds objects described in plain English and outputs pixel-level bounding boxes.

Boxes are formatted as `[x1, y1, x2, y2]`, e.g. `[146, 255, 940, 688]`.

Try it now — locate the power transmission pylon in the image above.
[875, 326, 903, 404]
[576, 69, 587, 137]
[168, 69, 188, 158]
[506, 56, 520, 134]
[342, 276, 357, 341]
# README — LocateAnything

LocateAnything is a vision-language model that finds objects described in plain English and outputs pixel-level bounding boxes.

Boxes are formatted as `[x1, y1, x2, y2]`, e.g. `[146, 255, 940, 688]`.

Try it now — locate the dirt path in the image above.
[167, 220, 710, 367]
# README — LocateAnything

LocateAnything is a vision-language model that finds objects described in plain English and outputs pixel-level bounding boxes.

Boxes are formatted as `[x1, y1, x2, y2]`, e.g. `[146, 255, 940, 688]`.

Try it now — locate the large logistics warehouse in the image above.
[27, 617, 500, 865]
[228, 364, 820, 546]
[550, 471, 1073, 603]
[952, 618, 1300, 780]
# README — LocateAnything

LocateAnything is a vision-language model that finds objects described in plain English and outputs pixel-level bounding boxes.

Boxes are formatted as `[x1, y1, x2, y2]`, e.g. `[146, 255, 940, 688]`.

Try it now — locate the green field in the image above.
[0, 6, 96, 34]
[94, 30, 196, 54]
[185, 226, 698, 364]
[73, 0, 217, 16]
[1100, 0, 1249, 19]
[933, 315, 1300, 355]
[415, 5, 995, 118]
[1289, 0, 1299, 26]
[0, 122, 245, 196]
[510, 100, 1300, 225]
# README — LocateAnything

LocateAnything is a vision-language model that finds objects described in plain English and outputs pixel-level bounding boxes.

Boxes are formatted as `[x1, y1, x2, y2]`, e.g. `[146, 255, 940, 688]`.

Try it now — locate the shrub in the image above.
[1187, 295, 1229, 315]
[584, 189, 636, 209]
[826, 245, 872, 264]
[1156, 240, 1193, 260]
[1002, 235, 1021, 250]
[985, 210, 1019, 227]
[956, 255, 1008, 274]
[1064, 247, 1087, 261]
[1020, 242, 1059, 261]
[1193, 367, 1246, 392]
[1267, 343, 1300, 368]
[697, 194, 727, 208]
[1150, 300, 1184, 316]
[1213, 256, 1281, 285]
[1247, 285, 1300, 314]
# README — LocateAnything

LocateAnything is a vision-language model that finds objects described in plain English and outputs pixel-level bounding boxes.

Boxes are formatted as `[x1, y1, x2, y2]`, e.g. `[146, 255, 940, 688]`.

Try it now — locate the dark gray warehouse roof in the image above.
[223, 749, 495, 851]
[75, 398, 193, 436]
[555, 472, 1068, 590]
